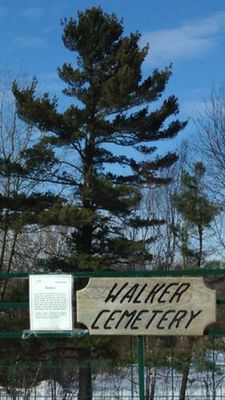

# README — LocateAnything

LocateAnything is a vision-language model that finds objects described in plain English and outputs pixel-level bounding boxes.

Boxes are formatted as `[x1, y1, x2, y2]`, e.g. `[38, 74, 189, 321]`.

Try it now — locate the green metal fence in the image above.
[0, 269, 225, 399]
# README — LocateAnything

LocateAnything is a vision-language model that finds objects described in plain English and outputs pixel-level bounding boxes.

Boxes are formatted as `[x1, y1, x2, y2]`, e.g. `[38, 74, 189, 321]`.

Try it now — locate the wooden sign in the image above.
[77, 277, 216, 336]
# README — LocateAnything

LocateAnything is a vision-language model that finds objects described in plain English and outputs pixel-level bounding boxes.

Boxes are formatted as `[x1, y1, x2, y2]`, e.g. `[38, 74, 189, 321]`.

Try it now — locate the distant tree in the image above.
[0, 73, 70, 391]
[195, 87, 225, 202]
[172, 162, 219, 267]
[0, 73, 64, 278]
[0, 78, 69, 393]
[137, 143, 189, 270]
[12, 7, 187, 400]
[171, 161, 221, 399]
[193, 87, 225, 257]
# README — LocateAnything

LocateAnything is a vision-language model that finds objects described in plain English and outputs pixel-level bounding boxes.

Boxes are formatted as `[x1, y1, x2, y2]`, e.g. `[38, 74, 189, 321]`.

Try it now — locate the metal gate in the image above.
[0, 269, 225, 400]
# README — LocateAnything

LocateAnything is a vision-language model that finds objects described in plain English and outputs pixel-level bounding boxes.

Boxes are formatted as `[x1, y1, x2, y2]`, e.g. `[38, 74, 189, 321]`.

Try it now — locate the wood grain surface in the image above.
[77, 277, 216, 336]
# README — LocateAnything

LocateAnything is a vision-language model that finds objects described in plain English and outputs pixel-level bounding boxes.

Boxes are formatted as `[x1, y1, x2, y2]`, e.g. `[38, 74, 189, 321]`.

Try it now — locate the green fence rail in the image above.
[0, 268, 224, 338]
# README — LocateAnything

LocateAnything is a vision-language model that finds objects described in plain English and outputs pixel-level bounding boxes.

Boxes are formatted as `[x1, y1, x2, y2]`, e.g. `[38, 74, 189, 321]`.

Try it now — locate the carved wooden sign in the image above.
[77, 277, 216, 336]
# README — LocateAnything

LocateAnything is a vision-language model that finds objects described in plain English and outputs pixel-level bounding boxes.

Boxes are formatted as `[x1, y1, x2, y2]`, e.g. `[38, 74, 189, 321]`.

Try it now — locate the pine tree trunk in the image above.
[179, 341, 193, 400]
[150, 368, 156, 400]
[78, 348, 92, 400]
[145, 367, 150, 400]
[145, 367, 156, 400]
[77, 193, 93, 400]
[198, 225, 203, 267]
[179, 362, 190, 400]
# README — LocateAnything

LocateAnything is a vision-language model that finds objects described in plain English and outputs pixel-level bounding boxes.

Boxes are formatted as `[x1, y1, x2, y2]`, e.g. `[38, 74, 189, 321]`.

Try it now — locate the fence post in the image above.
[138, 336, 145, 400]
[171, 348, 174, 400]
[212, 337, 216, 400]
[10, 341, 17, 400]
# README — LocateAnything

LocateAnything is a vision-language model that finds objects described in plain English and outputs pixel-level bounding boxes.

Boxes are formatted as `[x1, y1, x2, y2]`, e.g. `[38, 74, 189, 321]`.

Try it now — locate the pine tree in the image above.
[173, 162, 220, 267]
[13, 7, 186, 271]
[12, 7, 187, 399]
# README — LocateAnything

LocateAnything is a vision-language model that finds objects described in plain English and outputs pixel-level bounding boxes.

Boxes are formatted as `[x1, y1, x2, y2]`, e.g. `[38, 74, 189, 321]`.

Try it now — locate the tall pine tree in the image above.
[13, 7, 186, 271]
[12, 7, 187, 399]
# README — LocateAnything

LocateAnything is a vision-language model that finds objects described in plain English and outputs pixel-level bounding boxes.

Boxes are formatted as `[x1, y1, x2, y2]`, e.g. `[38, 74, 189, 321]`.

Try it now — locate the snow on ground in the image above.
[0, 353, 225, 399]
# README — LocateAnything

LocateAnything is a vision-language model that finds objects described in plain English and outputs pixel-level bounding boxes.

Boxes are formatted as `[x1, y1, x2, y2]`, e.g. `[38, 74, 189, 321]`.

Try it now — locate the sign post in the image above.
[138, 336, 145, 400]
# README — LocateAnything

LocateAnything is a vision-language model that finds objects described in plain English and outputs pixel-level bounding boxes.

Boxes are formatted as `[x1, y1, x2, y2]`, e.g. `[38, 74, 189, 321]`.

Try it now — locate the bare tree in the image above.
[193, 87, 225, 258]
[0, 72, 68, 276]
[134, 142, 189, 270]
[195, 87, 225, 203]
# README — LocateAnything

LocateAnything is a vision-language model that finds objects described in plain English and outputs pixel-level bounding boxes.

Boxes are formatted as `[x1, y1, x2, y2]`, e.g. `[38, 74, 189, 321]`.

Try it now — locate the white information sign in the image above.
[29, 275, 73, 331]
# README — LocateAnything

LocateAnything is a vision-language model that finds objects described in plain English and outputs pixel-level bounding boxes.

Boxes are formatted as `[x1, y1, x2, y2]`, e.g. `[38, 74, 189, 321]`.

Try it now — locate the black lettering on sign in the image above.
[168, 310, 188, 329]
[158, 284, 179, 303]
[120, 284, 140, 303]
[157, 310, 176, 329]
[169, 283, 190, 303]
[115, 310, 137, 329]
[77, 277, 215, 336]
[185, 310, 202, 329]
[104, 283, 129, 303]
[104, 281, 192, 305]
[91, 309, 110, 329]
[133, 284, 148, 303]
[90, 308, 205, 332]
[103, 310, 122, 330]
[144, 284, 166, 304]
[130, 310, 149, 329]
[146, 310, 164, 329]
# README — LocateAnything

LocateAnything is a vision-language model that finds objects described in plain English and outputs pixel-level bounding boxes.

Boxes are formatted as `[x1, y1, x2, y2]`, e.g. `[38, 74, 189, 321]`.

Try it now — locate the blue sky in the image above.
[1, 0, 225, 143]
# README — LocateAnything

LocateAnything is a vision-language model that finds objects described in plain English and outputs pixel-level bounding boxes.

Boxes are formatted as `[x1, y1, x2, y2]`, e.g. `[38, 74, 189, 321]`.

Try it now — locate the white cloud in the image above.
[141, 12, 225, 66]
[21, 7, 43, 20]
